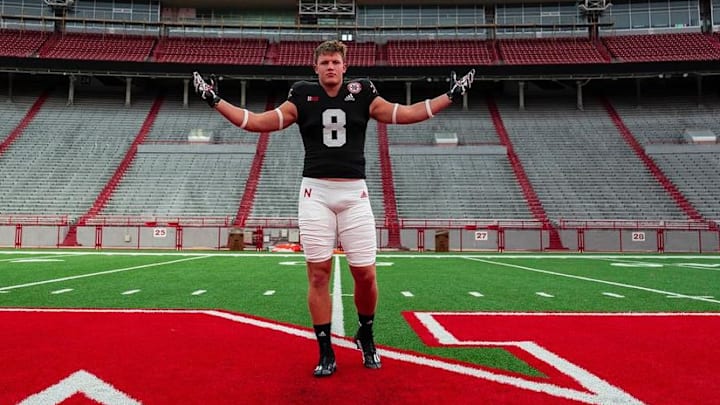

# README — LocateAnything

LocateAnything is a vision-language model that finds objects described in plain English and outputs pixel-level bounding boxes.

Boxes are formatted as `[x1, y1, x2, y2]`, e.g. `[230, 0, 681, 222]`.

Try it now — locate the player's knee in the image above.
[350, 264, 376, 286]
[307, 261, 332, 289]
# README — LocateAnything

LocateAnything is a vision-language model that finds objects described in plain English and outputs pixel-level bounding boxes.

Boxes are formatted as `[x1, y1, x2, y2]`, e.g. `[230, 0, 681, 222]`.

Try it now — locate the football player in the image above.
[194, 40, 474, 377]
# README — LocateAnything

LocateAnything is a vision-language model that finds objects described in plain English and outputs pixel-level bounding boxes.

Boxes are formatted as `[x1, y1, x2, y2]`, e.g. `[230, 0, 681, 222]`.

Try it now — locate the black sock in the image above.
[314, 323, 332, 352]
[358, 313, 375, 335]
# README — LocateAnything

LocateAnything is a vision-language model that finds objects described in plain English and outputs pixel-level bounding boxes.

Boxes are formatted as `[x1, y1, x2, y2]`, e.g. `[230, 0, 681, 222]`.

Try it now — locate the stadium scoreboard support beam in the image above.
[578, 0, 612, 40]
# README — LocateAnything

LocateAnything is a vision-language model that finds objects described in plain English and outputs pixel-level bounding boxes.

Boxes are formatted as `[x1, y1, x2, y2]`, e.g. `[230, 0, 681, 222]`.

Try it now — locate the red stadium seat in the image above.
[0, 29, 49, 57]
[154, 37, 268, 65]
[37, 32, 155, 62]
[498, 38, 608, 65]
[602, 33, 720, 62]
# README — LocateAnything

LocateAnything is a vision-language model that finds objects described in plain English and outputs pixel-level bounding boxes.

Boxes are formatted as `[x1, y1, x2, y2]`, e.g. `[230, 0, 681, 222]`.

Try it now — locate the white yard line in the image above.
[121, 289, 141, 295]
[465, 257, 720, 305]
[599, 257, 720, 273]
[0, 255, 211, 292]
[331, 255, 345, 337]
[0, 252, 92, 262]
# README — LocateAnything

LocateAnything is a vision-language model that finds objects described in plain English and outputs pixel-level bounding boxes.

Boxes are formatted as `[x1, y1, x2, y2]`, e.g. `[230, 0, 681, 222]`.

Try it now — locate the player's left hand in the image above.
[193, 72, 221, 107]
[446, 69, 475, 102]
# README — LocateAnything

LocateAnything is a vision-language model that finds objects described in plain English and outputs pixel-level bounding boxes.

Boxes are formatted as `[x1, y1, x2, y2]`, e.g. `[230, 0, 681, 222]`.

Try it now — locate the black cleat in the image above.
[354, 329, 381, 369]
[313, 350, 337, 377]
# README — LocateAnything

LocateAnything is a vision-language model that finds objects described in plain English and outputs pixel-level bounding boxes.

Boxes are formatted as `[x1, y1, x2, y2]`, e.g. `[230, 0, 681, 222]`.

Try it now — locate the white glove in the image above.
[447, 69, 475, 102]
[193, 72, 221, 107]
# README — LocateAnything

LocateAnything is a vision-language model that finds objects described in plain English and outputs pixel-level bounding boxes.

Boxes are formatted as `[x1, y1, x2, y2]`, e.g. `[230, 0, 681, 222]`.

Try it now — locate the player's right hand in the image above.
[193, 72, 221, 107]
[446, 69, 475, 102]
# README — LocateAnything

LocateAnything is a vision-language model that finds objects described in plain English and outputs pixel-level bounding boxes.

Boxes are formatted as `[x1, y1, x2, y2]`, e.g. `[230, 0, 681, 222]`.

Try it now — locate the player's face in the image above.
[314, 52, 347, 87]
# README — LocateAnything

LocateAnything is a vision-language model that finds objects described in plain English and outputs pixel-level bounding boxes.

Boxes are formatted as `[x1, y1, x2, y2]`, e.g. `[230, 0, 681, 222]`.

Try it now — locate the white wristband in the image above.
[391, 103, 399, 124]
[424, 99, 434, 118]
[240, 108, 249, 129]
[274, 108, 284, 130]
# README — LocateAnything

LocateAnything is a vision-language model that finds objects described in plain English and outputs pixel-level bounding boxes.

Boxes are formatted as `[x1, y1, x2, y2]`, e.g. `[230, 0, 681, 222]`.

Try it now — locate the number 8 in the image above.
[322, 109, 346, 147]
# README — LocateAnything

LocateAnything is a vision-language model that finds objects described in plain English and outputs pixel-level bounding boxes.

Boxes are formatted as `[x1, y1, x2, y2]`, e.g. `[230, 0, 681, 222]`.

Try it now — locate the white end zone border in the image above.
[2, 308, 665, 405]
[411, 311, 720, 405]
[411, 311, 715, 405]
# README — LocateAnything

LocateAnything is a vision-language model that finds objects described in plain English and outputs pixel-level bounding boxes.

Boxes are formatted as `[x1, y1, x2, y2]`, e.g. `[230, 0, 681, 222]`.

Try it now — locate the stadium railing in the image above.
[2, 215, 718, 252]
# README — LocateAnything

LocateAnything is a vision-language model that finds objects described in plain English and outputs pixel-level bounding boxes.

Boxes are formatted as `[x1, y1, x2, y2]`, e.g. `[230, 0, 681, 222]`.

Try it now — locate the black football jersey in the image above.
[287, 79, 379, 179]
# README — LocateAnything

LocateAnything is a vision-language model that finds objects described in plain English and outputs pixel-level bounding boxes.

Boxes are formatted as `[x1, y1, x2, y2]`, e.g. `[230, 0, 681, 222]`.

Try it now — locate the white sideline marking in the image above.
[0, 255, 211, 292]
[536, 292, 554, 298]
[331, 255, 345, 337]
[469, 291, 484, 297]
[667, 295, 714, 299]
[602, 292, 625, 298]
[610, 262, 663, 268]
[467, 257, 720, 305]
[263, 290, 276, 296]
[401, 291, 414, 297]
[191, 290, 207, 296]
[122, 290, 141, 295]
[677, 263, 720, 271]
[12, 259, 65, 263]
[1, 255, 67, 263]
[51, 289, 73, 295]
[19, 369, 141, 405]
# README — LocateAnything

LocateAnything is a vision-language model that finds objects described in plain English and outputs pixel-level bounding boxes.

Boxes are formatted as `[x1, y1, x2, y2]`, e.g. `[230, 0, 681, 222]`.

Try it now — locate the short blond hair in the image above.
[314, 40, 347, 64]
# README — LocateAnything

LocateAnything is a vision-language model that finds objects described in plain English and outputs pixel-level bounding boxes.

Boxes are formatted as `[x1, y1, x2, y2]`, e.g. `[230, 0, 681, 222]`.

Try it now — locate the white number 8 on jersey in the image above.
[322, 109, 346, 147]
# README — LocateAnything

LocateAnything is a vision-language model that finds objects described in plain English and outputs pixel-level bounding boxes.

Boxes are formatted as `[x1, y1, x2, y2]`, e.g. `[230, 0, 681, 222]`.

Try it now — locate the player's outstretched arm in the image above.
[192, 72, 297, 133]
[371, 69, 475, 125]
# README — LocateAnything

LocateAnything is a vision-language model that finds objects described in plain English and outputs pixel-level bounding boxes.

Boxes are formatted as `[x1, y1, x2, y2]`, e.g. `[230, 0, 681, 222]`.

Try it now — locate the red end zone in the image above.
[2, 308, 595, 405]
[404, 311, 720, 405]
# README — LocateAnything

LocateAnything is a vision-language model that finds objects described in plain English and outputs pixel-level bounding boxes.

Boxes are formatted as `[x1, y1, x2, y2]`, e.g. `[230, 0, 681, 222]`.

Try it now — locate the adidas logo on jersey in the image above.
[344, 93, 355, 102]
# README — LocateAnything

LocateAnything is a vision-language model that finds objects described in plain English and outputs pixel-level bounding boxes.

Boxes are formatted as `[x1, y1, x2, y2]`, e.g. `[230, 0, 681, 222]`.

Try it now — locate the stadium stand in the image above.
[153, 37, 268, 65]
[651, 151, 720, 221]
[146, 96, 264, 144]
[37, 32, 155, 62]
[0, 29, 49, 57]
[385, 98, 501, 146]
[602, 33, 720, 62]
[385, 39, 496, 66]
[498, 38, 609, 65]
[101, 145, 254, 217]
[389, 147, 533, 219]
[494, 96, 687, 221]
[0, 91, 155, 218]
[608, 95, 720, 145]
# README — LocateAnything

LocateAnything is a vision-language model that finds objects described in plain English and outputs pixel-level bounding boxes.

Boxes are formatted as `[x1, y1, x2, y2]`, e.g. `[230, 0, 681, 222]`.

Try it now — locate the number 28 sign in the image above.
[631, 232, 646, 242]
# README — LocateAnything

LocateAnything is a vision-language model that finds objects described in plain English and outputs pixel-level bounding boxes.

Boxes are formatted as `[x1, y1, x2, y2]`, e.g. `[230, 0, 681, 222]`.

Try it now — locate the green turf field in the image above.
[2, 250, 719, 376]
